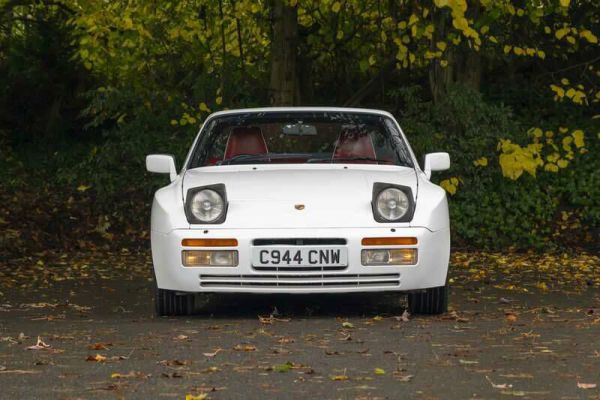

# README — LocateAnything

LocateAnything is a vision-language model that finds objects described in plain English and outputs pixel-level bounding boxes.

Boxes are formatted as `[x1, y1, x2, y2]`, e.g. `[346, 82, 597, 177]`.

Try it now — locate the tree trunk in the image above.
[428, 4, 481, 103]
[428, 8, 453, 103]
[269, 0, 299, 106]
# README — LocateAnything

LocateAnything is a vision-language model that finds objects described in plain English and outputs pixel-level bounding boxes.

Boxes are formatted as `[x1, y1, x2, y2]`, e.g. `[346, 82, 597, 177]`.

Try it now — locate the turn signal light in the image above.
[361, 237, 417, 246]
[182, 238, 238, 247]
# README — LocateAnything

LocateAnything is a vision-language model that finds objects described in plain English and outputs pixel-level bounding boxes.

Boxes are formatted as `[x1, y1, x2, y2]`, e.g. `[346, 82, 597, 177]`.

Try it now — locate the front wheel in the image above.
[155, 288, 195, 316]
[407, 284, 448, 315]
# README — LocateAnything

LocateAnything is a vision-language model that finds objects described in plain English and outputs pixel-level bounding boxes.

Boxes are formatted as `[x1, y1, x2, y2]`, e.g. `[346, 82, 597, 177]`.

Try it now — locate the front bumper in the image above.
[151, 227, 450, 294]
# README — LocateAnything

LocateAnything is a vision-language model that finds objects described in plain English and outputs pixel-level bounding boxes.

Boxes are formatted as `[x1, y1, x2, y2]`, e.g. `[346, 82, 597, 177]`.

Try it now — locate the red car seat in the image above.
[332, 130, 376, 162]
[224, 127, 268, 159]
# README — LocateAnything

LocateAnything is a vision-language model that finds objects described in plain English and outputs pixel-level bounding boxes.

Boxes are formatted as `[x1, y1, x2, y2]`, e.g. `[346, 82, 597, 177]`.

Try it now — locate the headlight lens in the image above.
[375, 188, 409, 221]
[190, 189, 225, 222]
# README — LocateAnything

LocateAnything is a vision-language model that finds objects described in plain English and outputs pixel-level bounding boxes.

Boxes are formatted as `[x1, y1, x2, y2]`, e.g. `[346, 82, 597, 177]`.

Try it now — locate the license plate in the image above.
[252, 247, 348, 267]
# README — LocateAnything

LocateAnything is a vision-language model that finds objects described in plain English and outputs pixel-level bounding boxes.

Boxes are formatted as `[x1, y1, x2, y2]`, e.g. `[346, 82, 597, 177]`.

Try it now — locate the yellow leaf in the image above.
[572, 130, 584, 148]
[331, 2, 341, 12]
[544, 163, 559, 173]
[408, 14, 418, 26]
[580, 30, 598, 44]
[555, 28, 569, 40]
[436, 41, 447, 51]
[331, 374, 349, 381]
[368, 54, 377, 66]
[557, 159, 569, 168]
[473, 157, 488, 167]
[530, 128, 543, 138]
[559, 0, 570, 7]
[199, 102, 210, 112]
[503, 45, 512, 54]
[77, 184, 91, 192]
[550, 84, 564, 98]
[215, 96, 223, 105]
[374, 368, 386, 375]
[440, 179, 457, 195]
[186, 395, 208, 400]
[440, 60, 448, 67]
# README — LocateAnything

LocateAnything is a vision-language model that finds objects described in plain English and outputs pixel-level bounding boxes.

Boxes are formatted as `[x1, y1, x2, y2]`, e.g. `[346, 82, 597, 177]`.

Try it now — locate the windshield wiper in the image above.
[307, 156, 391, 163]
[219, 153, 309, 165]
[218, 154, 272, 165]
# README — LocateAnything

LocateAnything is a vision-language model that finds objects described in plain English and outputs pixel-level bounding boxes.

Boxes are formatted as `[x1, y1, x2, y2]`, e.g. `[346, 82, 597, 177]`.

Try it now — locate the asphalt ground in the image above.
[0, 253, 599, 400]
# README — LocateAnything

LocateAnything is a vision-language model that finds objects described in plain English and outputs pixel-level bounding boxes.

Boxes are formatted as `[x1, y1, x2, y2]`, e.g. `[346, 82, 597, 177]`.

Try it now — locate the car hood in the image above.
[182, 164, 417, 228]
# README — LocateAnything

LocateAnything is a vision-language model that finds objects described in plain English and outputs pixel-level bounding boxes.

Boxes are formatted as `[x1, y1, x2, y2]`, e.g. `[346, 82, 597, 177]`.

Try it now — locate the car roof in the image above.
[207, 107, 394, 119]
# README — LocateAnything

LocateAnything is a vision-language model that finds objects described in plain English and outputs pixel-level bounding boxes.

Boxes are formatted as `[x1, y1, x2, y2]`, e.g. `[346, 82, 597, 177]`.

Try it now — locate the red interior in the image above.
[332, 130, 377, 162]
[224, 127, 268, 159]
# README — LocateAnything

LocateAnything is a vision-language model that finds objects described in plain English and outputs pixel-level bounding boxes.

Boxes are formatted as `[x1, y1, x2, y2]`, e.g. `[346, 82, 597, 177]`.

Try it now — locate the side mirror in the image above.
[423, 152, 450, 180]
[146, 154, 177, 182]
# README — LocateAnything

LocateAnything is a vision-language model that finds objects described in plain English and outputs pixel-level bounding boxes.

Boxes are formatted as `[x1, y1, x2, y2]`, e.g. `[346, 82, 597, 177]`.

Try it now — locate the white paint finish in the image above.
[146, 154, 177, 182]
[149, 107, 450, 294]
[183, 164, 417, 229]
[151, 227, 449, 293]
[423, 152, 450, 179]
[151, 178, 189, 233]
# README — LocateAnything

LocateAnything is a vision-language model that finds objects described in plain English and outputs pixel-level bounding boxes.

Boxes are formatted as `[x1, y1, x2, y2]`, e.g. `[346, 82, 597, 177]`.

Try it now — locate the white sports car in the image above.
[147, 107, 450, 316]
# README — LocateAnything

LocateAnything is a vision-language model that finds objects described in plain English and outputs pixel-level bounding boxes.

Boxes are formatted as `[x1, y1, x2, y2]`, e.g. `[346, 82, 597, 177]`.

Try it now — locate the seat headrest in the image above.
[333, 130, 376, 160]
[224, 127, 268, 159]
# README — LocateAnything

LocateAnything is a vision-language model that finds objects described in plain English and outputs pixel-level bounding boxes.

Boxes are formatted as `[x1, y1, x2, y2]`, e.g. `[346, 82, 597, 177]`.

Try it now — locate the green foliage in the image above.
[0, 0, 598, 250]
[398, 86, 598, 249]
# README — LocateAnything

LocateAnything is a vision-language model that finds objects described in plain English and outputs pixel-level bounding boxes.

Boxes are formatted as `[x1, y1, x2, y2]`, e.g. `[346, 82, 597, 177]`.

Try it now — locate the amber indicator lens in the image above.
[182, 238, 238, 247]
[361, 237, 417, 246]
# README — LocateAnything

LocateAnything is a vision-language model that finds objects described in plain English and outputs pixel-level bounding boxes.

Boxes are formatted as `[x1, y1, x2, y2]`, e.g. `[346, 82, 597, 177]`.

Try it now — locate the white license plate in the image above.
[252, 247, 348, 267]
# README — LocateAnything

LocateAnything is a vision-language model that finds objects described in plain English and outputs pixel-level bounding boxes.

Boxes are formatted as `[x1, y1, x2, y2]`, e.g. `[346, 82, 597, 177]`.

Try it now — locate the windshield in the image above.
[187, 111, 414, 168]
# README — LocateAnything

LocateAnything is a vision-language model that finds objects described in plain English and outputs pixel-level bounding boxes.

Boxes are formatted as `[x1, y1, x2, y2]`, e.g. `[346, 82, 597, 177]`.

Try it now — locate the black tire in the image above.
[155, 288, 195, 316]
[408, 284, 448, 315]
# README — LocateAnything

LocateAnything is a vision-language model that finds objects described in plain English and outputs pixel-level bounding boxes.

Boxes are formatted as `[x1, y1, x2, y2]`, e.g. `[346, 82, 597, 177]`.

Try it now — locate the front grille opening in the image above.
[198, 273, 400, 289]
[252, 238, 347, 246]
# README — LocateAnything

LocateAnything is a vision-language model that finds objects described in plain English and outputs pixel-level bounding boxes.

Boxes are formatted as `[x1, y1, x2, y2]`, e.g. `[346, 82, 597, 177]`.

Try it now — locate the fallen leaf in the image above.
[459, 359, 479, 365]
[500, 390, 527, 396]
[331, 374, 349, 381]
[26, 336, 50, 350]
[157, 359, 190, 366]
[577, 382, 597, 389]
[111, 371, 149, 379]
[271, 362, 294, 373]
[342, 321, 354, 329]
[394, 310, 410, 322]
[88, 342, 111, 350]
[202, 348, 222, 358]
[185, 394, 208, 400]
[374, 368, 386, 375]
[393, 373, 414, 382]
[233, 344, 256, 352]
[161, 372, 183, 378]
[86, 354, 107, 362]
[486, 375, 513, 389]
[505, 313, 518, 322]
